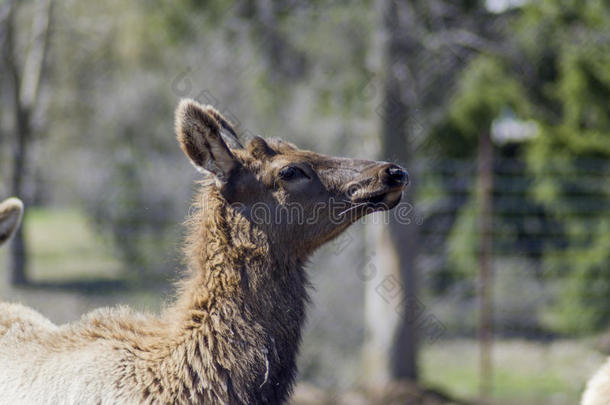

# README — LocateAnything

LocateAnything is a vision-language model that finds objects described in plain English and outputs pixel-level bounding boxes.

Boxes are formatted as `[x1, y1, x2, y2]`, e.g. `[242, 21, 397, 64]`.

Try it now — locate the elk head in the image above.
[175, 99, 408, 257]
[0, 198, 23, 246]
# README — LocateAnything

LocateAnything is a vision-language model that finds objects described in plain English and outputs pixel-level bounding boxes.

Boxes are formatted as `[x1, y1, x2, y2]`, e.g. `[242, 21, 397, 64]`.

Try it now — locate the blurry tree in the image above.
[516, 1, 610, 333]
[431, 0, 610, 338]
[237, 0, 309, 82]
[45, 0, 197, 276]
[446, 56, 527, 274]
[1, 0, 54, 285]
[363, 0, 420, 383]
[444, 54, 527, 397]
[362, 0, 513, 386]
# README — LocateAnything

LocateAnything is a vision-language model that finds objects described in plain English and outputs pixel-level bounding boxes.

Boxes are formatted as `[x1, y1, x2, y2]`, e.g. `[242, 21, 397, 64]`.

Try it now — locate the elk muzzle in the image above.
[343, 162, 409, 217]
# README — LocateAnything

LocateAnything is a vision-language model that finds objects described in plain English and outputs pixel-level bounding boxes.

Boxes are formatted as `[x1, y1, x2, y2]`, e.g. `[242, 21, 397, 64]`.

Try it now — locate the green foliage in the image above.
[430, 0, 610, 336]
[426, 55, 528, 160]
[521, 0, 610, 333]
[447, 197, 479, 279]
[443, 55, 529, 278]
[450, 56, 527, 137]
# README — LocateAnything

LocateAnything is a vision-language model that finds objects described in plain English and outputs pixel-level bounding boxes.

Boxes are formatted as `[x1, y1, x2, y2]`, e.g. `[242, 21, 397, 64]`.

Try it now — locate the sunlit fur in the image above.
[0, 100, 408, 404]
[582, 359, 610, 405]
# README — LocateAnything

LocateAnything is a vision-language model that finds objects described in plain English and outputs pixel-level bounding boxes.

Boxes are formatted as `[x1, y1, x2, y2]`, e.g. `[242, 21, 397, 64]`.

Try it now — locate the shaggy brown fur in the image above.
[0, 99, 409, 404]
[0, 197, 23, 246]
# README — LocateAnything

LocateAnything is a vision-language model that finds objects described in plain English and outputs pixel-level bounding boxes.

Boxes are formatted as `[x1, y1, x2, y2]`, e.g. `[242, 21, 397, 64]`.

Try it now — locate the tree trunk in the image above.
[9, 107, 30, 285]
[362, 0, 419, 385]
[3, 0, 53, 285]
[362, 218, 404, 385]
[477, 130, 494, 397]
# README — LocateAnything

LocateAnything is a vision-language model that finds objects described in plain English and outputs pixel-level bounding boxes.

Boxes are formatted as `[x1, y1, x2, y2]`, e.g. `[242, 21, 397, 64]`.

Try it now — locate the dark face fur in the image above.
[175, 99, 409, 257]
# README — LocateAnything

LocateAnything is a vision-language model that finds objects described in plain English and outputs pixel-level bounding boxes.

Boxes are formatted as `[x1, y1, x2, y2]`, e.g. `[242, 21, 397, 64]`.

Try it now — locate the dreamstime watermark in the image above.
[307, 248, 447, 345]
[374, 274, 446, 344]
[209, 198, 425, 227]
[311, 224, 447, 346]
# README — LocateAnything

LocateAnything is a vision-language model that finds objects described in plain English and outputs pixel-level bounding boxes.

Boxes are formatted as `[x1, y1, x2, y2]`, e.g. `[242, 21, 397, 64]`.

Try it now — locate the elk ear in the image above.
[175, 99, 240, 180]
[0, 198, 23, 245]
[248, 136, 276, 160]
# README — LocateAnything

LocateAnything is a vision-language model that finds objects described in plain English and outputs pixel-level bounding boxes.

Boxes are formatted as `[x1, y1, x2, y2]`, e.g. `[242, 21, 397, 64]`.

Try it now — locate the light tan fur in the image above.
[582, 358, 610, 405]
[0, 100, 409, 404]
[0, 197, 23, 246]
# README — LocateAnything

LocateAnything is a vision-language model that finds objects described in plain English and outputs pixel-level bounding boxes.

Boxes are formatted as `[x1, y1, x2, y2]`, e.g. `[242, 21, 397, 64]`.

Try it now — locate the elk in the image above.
[0, 99, 409, 404]
[0, 198, 23, 246]
[582, 360, 610, 405]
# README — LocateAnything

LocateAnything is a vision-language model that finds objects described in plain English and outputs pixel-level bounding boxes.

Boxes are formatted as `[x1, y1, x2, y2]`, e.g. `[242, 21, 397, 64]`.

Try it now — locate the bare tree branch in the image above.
[20, 0, 54, 111]
[3, 0, 20, 104]
[424, 29, 506, 55]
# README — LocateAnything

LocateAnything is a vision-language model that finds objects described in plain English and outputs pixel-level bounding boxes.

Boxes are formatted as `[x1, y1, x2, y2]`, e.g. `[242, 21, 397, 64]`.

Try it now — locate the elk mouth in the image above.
[354, 186, 405, 211]
[338, 185, 406, 222]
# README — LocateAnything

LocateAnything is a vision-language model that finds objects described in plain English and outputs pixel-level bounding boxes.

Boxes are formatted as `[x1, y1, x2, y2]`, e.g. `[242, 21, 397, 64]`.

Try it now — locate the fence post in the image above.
[478, 130, 494, 398]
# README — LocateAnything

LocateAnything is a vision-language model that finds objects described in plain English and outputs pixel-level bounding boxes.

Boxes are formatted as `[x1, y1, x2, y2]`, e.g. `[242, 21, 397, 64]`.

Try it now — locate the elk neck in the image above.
[155, 182, 310, 402]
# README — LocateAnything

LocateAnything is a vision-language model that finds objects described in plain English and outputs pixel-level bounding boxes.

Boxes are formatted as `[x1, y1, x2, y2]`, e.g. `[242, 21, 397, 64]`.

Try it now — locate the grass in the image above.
[421, 339, 606, 405]
[0, 207, 169, 324]
[0, 207, 123, 281]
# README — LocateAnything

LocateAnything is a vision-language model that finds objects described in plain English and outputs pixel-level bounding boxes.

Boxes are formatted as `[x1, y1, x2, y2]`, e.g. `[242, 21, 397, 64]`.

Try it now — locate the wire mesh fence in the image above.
[416, 154, 610, 338]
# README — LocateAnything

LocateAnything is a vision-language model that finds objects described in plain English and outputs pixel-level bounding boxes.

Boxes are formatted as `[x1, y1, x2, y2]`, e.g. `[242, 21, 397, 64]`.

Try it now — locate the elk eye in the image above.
[279, 166, 305, 181]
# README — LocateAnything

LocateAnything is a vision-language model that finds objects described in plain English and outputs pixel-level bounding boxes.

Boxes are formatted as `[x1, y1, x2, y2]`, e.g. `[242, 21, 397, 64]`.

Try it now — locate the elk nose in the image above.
[385, 165, 409, 186]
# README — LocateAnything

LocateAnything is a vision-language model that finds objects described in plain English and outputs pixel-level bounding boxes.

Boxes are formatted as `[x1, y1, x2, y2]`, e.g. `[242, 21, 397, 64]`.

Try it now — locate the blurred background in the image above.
[1, 0, 610, 404]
